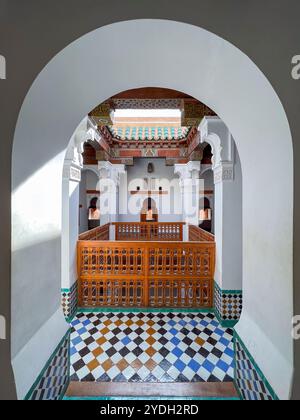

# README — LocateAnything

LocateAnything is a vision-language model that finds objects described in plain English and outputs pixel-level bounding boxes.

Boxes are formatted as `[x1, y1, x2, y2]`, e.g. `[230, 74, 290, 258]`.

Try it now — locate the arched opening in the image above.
[11, 20, 293, 400]
[140, 198, 158, 222]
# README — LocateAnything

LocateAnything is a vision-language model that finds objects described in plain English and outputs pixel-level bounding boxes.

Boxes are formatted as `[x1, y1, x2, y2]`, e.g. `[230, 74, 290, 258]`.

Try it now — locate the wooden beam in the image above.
[86, 190, 100, 195]
[130, 190, 168, 195]
[111, 87, 195, 100]
[66, 381, 238, 398]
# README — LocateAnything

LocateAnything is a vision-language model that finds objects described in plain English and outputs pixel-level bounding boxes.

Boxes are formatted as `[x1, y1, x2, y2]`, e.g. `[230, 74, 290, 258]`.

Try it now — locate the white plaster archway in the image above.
[11, 19, 293, 399]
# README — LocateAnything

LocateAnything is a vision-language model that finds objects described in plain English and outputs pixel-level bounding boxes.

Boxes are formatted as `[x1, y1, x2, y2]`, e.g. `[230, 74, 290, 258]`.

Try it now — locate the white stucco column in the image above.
[174, 161, 201, 240]
[199, 117, 242, 292]
[213, 156, 242, 292]
[98, 161, 126, 239]
[62, 147, 83, 289]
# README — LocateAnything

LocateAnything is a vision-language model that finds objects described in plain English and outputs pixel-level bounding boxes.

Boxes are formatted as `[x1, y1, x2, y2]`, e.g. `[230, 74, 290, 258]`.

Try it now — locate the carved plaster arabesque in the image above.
[199, 117, 234, 184]
[213, 162, 234, 184]
[63, 117, 93, 182]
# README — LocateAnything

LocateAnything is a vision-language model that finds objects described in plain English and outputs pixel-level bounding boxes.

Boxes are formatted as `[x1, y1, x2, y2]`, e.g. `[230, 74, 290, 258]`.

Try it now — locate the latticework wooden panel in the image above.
[189, 225, 215, 242]
[114, 222, 184, 241]
[79, 245, 145, 277]
[80, 278, 145, 307]
[148, 244, 214, 278]
[77, 241, 215, 308]
[149, 278, 212, 308]
[78, 224, 110, 241]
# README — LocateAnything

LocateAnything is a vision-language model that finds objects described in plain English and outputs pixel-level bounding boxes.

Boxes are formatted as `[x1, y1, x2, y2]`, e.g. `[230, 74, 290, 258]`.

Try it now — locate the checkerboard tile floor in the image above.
[70, 312, 234, 383]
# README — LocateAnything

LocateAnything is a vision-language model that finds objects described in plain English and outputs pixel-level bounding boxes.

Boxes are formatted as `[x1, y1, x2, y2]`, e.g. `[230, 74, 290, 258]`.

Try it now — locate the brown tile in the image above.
[97, 336, 107, 345]
[195, 337, 205, 346]
[117, 359, 129, 371]
[145, 358, 157, 371]
[100, 327, 110, 335]
[136, 319, 144, 327]
[115, 319, 122, 327]
[125, 319, 134, 327]
[87, 358, 100, 372]
[93, 347, 104, 357]
[103, 319, 112, 326]
[102, 359, 113, 372]
[131, 358, 143, 370]
[146, 336, 156, 346]
[146, 320, 155, 327]
[146, 346, 156, 356]
[146, 327, 156, 336]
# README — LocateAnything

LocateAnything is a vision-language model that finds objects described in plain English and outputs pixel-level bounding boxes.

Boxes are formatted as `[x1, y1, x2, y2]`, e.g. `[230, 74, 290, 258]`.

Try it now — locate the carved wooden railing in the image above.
[189, 225, 215, 242]
[77, 241, 215, 309]
[78, 224, 110, 241]
[113, 222, 185, 242]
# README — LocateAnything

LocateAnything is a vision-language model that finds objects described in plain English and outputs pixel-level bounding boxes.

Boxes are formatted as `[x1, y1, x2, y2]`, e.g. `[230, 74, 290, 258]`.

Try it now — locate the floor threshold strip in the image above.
[66, 381, 238, 399]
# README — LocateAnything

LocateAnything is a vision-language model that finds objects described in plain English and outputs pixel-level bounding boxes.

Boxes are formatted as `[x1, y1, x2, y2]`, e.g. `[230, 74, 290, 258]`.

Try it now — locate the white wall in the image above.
[78, 169, 99, 233]
[61, 179, 80, 289]
[86, 170, 98, 191]
[118, 158, 183, 223]
[79, 171, 88, 234]
[12, 20, 293, 399]
[215, 147, 242, 291]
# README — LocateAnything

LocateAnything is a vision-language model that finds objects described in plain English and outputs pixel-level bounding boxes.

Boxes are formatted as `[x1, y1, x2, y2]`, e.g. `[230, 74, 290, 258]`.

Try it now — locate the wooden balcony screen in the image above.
[113, 222, 185, 242]
[189, 225, 215, 242]
[77, 241, 215, 309]
[78, 224, 110, 241]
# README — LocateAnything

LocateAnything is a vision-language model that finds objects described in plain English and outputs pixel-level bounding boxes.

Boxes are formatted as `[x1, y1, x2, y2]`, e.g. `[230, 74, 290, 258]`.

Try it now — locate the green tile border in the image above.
[214, 281, 242, 296]
[77, 307, 215, 314]
[214, 309, 238, 328]
[214, 281, 242, 327]
[63, 396, 240, 400]
[24, 329, 71, 401]
[233, 330, 279, 401]
[76, 306, 236, 328]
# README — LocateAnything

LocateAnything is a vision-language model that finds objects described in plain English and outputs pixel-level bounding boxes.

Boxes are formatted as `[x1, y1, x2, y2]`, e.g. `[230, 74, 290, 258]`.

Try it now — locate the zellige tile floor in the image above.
[70, 311, 234, 383]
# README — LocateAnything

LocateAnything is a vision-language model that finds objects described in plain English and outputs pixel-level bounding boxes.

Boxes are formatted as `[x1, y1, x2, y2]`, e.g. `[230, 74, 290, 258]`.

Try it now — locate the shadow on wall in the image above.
[11, 236, 64, 358]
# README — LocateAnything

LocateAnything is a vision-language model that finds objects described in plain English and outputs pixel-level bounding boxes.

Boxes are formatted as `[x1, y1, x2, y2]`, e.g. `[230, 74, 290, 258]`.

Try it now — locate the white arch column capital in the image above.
[98, 161, 126, 231]
[174, 161, 201, 231]
[98, 161, 126, 188]
[174, 161, 201, 188]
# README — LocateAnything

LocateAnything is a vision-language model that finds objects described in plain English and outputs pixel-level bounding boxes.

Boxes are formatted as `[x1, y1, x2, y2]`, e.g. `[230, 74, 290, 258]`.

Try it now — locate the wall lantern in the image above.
[147, 162, 154, 173]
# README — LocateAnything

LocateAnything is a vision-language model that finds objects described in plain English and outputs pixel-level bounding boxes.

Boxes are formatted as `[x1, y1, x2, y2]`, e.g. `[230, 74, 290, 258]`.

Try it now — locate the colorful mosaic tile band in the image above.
[61, 282, 78, 322]
[109, 126, 191, 141]
[70, 311, 235, 383]
[25, 331, 70, 400]
[214, 282, 242, 326]
[234, 332, 279, 400]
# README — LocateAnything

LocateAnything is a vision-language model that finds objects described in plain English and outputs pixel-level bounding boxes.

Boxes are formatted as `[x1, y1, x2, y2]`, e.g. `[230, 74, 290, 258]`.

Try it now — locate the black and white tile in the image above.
[70, 311, 235, 383]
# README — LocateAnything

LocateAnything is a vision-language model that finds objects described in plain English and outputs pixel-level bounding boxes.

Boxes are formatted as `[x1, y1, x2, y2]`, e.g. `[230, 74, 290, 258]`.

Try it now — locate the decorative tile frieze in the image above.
[234, 332, 279, 400]
[61, 281, 78, 322]
[214, 282, 242, 326]
[25, 331, 70, 400]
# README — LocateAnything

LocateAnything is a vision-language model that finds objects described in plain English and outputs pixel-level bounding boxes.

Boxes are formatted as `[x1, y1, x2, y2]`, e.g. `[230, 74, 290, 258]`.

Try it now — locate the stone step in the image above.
[66, 381, 239, 399]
